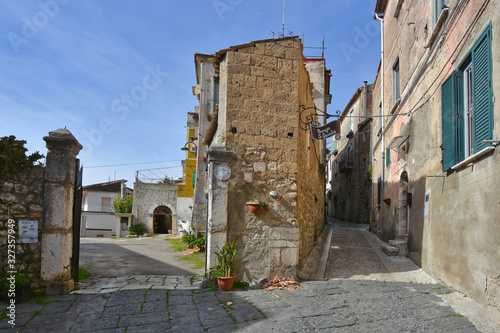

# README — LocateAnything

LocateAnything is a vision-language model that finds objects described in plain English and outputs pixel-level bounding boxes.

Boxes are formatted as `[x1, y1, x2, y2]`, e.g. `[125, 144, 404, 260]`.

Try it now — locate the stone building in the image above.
[326, 82, 373, 223]
[372, 0, 500, 311]
[196, 37, 328, 283]
[132, 182, 178, 235]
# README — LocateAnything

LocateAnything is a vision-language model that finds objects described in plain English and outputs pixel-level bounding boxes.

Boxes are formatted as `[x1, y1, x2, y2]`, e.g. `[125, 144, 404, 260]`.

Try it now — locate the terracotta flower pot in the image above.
[246, 202, 264, 215]
[217, 276, 235, 292]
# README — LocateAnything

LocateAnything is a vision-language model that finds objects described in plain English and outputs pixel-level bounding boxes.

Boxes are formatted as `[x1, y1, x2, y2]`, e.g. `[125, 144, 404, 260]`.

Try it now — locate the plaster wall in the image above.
[375, 0, 500, 309]
[192, 56, 216, 235]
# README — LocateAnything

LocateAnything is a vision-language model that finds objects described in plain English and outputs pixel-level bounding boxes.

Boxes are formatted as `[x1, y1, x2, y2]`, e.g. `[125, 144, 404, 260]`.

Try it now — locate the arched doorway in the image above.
[398, 171, 409, 237]
[153, 206, 172, 234]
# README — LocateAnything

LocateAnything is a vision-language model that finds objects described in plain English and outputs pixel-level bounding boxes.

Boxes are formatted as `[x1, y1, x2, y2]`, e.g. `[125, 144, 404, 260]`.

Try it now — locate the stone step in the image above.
[381, 243, 399, 256]
[389, 239, 408, 257]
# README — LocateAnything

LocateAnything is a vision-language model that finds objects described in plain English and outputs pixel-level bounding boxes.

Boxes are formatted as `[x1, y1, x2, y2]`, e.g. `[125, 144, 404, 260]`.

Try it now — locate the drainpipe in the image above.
[374, 13, 385, 203]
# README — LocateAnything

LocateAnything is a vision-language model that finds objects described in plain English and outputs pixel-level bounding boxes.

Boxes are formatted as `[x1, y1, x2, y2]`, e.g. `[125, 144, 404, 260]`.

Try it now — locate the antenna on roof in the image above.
[282, 0, 285, 37]
[264, 0, 293, 39]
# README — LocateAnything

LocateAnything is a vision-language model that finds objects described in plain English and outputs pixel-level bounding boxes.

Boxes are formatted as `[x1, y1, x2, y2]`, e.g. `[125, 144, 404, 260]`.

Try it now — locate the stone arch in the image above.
[152, 205, 173, 234]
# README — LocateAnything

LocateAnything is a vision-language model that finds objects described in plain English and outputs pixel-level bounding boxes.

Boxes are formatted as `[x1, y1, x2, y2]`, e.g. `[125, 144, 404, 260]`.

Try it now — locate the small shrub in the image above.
[181, 234, 196, 248]
[192, 236, 206, 252]
[233, 280, 249, 289]
[129, 224, 147, 236]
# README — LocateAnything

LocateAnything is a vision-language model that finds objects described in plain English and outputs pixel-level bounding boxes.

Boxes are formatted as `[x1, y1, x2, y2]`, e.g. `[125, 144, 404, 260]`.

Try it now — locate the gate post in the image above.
[41, 129, 82, 295]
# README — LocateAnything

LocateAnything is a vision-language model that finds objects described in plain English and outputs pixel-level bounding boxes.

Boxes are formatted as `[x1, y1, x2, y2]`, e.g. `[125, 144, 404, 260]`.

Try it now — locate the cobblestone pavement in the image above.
[1, 279, 479, 332]
[1, 220, 490, 332]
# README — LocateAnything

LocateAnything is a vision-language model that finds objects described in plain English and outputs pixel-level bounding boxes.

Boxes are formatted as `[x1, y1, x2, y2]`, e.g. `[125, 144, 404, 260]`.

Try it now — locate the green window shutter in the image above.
[377, 177, 382, 205]
[191, 172, 196, 186]
[385, 148, 391, 166]
[441, 74, 456, 171]
[472, 25, 493, 152]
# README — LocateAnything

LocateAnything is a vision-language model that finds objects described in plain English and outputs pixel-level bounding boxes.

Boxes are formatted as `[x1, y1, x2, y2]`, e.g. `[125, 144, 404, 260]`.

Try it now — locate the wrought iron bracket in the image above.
[299, 105, 340, 131]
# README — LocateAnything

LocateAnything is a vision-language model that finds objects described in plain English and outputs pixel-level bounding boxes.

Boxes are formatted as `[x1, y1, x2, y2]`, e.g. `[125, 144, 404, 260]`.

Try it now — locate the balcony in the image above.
[339, 157, 353, 174]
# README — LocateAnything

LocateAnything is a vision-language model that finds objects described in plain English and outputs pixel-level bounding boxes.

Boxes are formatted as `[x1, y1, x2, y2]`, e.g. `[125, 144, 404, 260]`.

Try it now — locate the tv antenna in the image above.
[265, 0, 293, 39]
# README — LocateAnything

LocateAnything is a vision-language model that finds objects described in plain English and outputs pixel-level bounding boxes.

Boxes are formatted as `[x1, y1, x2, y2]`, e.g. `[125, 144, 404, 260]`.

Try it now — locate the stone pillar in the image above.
[41, 129, 82, 295]
[205, 148, 233, 276]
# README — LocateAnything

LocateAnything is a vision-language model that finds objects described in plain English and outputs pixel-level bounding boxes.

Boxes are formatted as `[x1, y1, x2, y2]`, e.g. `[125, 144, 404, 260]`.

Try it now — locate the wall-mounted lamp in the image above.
[181, 141, 198, 153]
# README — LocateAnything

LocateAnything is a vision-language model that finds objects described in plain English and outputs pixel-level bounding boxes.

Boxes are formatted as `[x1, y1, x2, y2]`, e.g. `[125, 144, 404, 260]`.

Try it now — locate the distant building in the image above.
[81, 179, 132, 237]
[327, 82, 373, 223]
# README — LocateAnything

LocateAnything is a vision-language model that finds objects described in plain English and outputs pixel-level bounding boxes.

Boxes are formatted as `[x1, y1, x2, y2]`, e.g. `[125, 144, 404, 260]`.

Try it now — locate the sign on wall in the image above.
[19, 220, 38, 243]
[310, 120, 341, 140]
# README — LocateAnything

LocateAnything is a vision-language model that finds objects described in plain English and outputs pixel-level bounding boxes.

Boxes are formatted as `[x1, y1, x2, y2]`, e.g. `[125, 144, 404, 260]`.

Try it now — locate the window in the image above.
[386, 148, 391, 166]
[211, 76, 219, 115]
[392, 58, 400, 104]
[378, 102, 383, 130]
[441, 25, 493, 171]
[332, 140, 338, 153]
[101, 197, 111, 212]
[347, 109, 354, 133]
[433, 0, 445, 26]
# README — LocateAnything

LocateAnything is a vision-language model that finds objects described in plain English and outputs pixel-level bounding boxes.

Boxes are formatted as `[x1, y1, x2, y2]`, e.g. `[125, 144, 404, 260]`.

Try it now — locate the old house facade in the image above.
[81, 179, 132, 237]
[327, 82, 373, 223]
[196, 37, 327, 283]
[372, 0, 500, 310]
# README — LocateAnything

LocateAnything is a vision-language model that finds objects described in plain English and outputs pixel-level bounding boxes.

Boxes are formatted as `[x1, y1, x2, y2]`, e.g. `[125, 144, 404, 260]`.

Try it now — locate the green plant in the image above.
[164, 238, 187, 251]
[181, 234, 196, 248]
[0, 135, 44, 173]
[78, 268, 91, 281]
[110, 194, 133, 215]
[180, 252, 205, 269]
[233, 280, 249, 289]
[192, 236, 206, 252]
[0, 273, 32, 292]
[211, 238, 238, 278]
[129, 223, 147, 236]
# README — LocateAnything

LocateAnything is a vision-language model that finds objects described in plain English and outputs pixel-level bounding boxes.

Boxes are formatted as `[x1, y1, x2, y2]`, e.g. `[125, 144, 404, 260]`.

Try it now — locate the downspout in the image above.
[374, 13, 384, 206]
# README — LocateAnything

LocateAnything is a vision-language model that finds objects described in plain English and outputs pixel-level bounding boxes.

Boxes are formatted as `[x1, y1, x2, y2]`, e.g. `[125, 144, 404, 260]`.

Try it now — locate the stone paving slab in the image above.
[1, 278, 480, 332]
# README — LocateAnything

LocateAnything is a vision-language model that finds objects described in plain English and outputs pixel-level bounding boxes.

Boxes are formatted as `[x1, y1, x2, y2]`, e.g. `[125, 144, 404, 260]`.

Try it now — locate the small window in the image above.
[211, 77, 219, 115]
[101, 197, 111, 212]
[433, 0, 446, 26]
[378, 102, 383, 129]
[392, 58, 400, 104]
[386, 148, 391, 166]
[347, 109, 354, 133]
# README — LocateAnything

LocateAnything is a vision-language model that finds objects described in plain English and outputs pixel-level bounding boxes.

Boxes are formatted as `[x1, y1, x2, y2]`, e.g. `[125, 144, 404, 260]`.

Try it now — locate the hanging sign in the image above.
[310, 120, 341, 140]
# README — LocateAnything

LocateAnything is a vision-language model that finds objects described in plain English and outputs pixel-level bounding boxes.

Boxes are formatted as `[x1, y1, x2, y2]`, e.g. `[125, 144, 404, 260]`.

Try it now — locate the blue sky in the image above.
[0, 0, 380, 187]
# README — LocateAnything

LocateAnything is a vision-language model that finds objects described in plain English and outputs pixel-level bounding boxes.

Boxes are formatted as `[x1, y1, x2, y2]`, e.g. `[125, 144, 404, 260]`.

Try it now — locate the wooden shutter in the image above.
[441, 74, 456, 171]
[385, 148, 391, 166]
[377, 177, 382, 205]
[472, 25, 492, 152]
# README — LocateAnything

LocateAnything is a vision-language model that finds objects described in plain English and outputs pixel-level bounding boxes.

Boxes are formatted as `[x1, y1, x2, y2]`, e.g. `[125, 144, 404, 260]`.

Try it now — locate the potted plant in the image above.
[210, 239, 238, 292]
[246, 200, 269, 215]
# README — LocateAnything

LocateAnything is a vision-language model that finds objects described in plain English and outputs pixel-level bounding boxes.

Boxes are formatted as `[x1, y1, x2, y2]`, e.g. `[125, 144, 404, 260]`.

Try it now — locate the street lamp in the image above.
[181, 141, 198, 153]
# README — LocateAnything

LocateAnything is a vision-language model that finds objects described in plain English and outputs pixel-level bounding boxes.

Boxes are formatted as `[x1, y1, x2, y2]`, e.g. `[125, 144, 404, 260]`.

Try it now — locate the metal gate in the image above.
[71, 159, 83, 282]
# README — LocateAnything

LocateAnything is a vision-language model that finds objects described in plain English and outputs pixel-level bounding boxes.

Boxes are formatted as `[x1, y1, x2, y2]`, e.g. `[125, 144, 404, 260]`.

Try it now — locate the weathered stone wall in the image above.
[133, 183, 177, 234]
[296, 49, 326, 269]
[216, 37, 324, 281]
[0, 168, 44, 288]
